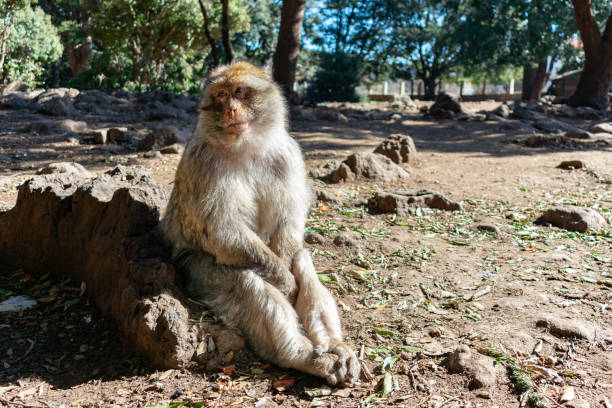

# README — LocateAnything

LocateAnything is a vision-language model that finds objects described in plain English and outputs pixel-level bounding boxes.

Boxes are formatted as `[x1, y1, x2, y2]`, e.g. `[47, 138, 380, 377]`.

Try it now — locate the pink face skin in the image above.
[212, 84, 253, 137]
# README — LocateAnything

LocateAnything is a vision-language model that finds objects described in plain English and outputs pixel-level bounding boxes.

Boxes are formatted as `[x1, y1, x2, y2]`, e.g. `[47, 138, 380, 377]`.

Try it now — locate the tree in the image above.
[39, 0, 93, 77]
[198, 0, 220, 67]
[1, 5, 63, 85]
[220, 0, 234, 63]
[568, 0, 612, 110]
[272, 0, 307, 101]
[0, 0, 29, 78]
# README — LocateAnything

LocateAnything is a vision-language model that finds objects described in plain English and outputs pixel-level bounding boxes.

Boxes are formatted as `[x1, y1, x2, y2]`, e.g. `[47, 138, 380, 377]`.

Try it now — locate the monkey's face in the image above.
[199, 62, 287, 147]
[210, 83, 254, 138]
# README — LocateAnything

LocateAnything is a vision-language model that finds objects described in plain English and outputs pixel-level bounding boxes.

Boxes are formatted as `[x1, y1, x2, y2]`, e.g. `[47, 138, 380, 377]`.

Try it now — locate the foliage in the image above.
[1, 5, 63, 85]
[232, 0, 280, 65]
[88, 0, 249, 89]
[307, 52, 362, 102]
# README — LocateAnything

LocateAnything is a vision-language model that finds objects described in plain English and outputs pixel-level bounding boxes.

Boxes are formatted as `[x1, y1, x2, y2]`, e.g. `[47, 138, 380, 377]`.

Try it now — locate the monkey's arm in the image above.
[206, 220, 297, 298]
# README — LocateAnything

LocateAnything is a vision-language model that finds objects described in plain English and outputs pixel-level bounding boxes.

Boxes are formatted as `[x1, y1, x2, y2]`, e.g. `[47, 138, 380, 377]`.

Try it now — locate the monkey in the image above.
[161, 61, 360, 386]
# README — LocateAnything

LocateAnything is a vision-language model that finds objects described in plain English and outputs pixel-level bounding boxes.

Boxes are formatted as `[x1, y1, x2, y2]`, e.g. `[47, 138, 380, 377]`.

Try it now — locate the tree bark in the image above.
[272, 0, 307, 102]
[220, 0, 234, 64]
[423, 76, 436, 100]
[65, 35, 92, 77]
[568, 0, 612, 110]
[522, 64, 538, 100]
[528, 59, 550, 101]
[198, 0, 219, 67]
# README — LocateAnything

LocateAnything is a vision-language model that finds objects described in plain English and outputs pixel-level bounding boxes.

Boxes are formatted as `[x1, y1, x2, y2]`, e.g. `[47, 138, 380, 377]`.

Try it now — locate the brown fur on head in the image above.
[198, 61, 287, 147]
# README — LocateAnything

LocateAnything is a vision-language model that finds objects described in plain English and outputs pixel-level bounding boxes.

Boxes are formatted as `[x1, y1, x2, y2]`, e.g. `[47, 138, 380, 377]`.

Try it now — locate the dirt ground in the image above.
[0, 99, 611, 408]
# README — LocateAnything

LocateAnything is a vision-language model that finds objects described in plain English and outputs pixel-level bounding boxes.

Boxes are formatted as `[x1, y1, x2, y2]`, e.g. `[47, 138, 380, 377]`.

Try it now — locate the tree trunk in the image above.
[220, 0, 234, 64]
[568, 1, 612, 110]
[481, 79, 487, 96]
[65, 36, 92, 77]
[272, 0, 307, 102]
[423, 76, 436, 100]
[528, 59, 549, 101]
[522, 64, 538, 100]
[198, 0, 219, 67]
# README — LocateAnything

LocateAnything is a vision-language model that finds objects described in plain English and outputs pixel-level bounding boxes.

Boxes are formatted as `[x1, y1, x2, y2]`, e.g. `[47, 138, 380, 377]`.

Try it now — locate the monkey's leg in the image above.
[292, 249, 361, 385]
[184, 253, 349, 385]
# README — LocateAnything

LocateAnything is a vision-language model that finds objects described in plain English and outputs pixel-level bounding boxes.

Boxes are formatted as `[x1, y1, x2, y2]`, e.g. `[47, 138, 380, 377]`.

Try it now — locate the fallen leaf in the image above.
[272, 378, 295, 391]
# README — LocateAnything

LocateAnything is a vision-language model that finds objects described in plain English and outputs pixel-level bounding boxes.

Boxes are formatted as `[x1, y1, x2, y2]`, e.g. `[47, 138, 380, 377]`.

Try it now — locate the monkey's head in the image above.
[198, 61, 287, 147]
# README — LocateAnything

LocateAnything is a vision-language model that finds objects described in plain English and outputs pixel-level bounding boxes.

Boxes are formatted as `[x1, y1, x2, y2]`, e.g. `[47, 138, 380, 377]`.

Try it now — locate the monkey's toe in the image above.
[329, 343, 360, 386]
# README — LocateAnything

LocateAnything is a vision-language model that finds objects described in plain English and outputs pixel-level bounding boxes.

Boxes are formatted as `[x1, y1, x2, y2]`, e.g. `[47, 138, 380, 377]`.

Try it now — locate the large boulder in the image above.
[368, 190, 462, 215]
[326, 152, 410, 183]
[35, 88, 79, 116]
[0, 165, 235, 368]
[429, 93, 462, 118]
[373, 134, 417, 165]
[535, 206, 608, 233]
[532, 118, 576, 134]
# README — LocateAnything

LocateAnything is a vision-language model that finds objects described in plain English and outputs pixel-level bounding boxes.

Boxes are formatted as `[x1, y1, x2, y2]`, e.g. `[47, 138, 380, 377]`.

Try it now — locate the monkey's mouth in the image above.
[226, 122, 249, 134]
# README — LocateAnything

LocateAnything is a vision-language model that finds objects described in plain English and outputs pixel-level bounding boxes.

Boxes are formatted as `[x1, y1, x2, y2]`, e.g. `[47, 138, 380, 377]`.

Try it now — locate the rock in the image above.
[388, 113, 403, 121]
[315, 109, 349, 122]
[35, 89, 79, 116]
[0, 166, 233, 368]
[373, 134, 417, 165]
[536, 206, 608, 233]
[430, 93, 462, 118]
[511, 101, 547, 121]
[108, 127, 129, 144]
[159, 144, 184, 155]
[304, 232, 325, 245]
[26, 119, 88, 135]
[519, 134, 567, 147]
[315, 189, 342, 204]
[145, 100, 187, 121]
[573, 106, 603, 120]
[326, 152, 410, 183]
[493, 103, 511, 118]
[475, 223, 500, 235]
[557, 160, 585, 169]
[533, 118, 576, 134]
[2, 80, 28, 94]
[589, 122, 612, 134]
[92, 128, 108, 144]
[138, 126, 182, 151]
[559, 387, 575, 403]
[565, 399, 590, 408]
[565, 129, 593, 139]
[143, 150, 163, 159]
[447, 345, 498, 389]
[333, 232, 361, 247]
[36, 162, 91, 177]
[368, 190, 462, 215]
[310, 160, 340, 180]
[536, 314, 595, 341]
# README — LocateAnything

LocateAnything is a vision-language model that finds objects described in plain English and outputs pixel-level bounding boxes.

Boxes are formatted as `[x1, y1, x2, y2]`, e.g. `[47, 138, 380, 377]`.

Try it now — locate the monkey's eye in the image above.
[215, 90, 228, 99]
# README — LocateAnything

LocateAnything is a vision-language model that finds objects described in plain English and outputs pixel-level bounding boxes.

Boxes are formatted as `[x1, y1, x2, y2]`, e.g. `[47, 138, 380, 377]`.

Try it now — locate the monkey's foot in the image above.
[311, 344, 360, 386]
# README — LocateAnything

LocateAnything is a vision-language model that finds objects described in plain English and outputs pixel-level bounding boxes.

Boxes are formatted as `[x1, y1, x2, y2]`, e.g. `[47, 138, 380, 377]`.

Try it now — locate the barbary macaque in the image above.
[161, 62, 360, 385]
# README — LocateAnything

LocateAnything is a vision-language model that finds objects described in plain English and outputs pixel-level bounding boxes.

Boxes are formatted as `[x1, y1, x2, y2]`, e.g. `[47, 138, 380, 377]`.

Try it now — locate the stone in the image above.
[475, 223, 500, 235]
[511, 102, 546, 121]
[565, 129, 593, 139]
[493, 103, 511, 118]
[373, 134, 417, 165]
[2, 81, 28, 94]
[429, 93, 462, 117]
[0, 166, 237, 368]
[159, 144, 184, 155]
[447, 345, 498, 389]
[92, 128, 108, 144]
[315, 109, 349, 122]
[304, 232, 325, 245]
[589, 122, 612, 134]
[557, 160, 585, 170]
[519, 134, 566, 147]
[326, 152, 410, 183]
[27, 119, 88, 135]
[36, 162, 91, 177]
[108, 127, 129, 144]
[368, 190, 462, 216]
[536, 314, 595, 341]
[315, 189, 342, 204]
[533, 118, 576, 134]
[138, 126, 182, 151]
[536, 206, 608, 233]
[145, 100, 187, 121]
[35, 89, 79, 116]
[559, 387, 575, 403]
[143, 150, 163, 159]
[333, 232, 361, 247]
